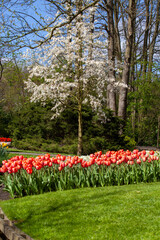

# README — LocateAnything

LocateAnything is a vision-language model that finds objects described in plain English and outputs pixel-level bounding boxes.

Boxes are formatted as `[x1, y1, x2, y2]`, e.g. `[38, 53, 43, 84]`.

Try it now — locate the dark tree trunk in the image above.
[106, 0, 116, 115]
[148, 0, 160, 73]
[76, 0, 83, 156]
[118, 0, 136, 121]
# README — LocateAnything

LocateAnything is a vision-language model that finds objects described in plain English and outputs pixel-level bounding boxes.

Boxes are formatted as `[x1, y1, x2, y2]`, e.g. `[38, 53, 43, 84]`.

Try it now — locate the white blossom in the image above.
[25, 3, 123, 121]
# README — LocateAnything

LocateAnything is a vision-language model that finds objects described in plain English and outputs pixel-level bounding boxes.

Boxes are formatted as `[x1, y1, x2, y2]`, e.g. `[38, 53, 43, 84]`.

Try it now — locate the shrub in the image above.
[122, 136, 136, 150]
[40, 143, 61, 153]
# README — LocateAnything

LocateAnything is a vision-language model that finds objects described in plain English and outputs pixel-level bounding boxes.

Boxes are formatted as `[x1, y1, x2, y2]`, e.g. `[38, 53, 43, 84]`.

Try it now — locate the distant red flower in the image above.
[0, 137, 12, 142]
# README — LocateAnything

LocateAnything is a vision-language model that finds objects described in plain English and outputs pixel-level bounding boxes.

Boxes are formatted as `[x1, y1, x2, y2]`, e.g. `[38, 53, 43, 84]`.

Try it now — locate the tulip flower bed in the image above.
[0, 137, 12, 142]
[0, 149, 160, 198]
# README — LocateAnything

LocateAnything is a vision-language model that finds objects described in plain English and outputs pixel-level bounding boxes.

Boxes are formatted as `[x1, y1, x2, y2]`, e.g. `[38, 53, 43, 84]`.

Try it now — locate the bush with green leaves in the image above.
[4, 100, 136, 154]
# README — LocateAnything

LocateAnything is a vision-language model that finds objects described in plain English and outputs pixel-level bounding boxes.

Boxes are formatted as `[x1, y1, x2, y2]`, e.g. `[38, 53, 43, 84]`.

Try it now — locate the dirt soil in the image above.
[0, 184, 12, 201]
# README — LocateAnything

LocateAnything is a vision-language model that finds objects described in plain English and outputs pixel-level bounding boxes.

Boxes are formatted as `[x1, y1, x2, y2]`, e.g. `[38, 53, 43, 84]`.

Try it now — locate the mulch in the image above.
[0, 167, 12, 201]
[0, 184, 12, 201]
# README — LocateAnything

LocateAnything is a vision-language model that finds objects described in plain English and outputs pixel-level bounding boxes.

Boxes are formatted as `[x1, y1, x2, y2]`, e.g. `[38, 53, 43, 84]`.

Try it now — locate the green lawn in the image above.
[8, 148, 49, 154]
[8, 148, 74, 156]
[6, 150, 68, 161]
[0, 182, 160, 240]
[8, 152, 43, 159]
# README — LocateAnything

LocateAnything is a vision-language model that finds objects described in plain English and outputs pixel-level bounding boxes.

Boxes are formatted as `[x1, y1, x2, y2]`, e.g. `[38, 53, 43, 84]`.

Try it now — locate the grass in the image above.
[2, 149, 71, 162]
[8, 148, 74, 156]
[7, 153, 41, 159]
[0, 182, 160, 240]
[8, 148, 49, 154]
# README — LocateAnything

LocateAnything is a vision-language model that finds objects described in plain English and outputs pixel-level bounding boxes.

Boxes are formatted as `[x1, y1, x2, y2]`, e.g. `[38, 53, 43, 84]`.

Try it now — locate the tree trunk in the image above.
[106, 0, 116, 115]
[77, 101, 82, 156]
[142, 0, 150, 76]
[130, 16, 136, 136]
[76, 0, 83, 156]
[148, 0, 160, 73]
[114, 0, 122, 62]
[118, 0, 136, 121]
[66, 0, 73, 79]
[157, 116, 160, 148]
[88, 7, 95, 60]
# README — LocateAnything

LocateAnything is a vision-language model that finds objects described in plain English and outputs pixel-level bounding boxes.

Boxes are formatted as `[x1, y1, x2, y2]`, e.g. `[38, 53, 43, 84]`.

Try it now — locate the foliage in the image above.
[126, 73, 160, 146]
[0, 150, 159, 198]
[0, 60, 29, 113]
[0, 107, 12, 137]
[9, 101, 132, 154]
[12, 138, 77, 155]
[8, 102, 55, 141]
[122, 136, 136, 150]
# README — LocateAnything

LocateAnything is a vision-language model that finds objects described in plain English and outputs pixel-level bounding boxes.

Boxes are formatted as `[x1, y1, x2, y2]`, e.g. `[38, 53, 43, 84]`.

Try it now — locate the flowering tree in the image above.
[25, 2, 121, 155]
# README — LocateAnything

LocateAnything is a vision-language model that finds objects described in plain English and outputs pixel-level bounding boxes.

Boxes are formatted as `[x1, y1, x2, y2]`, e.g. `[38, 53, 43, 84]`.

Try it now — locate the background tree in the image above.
[25, 2, 111, 155]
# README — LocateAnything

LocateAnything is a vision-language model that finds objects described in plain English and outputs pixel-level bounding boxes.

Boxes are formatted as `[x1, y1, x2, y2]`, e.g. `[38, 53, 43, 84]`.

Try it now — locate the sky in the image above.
[1, 0, 56, 52]
[1, 0, 159, 69]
